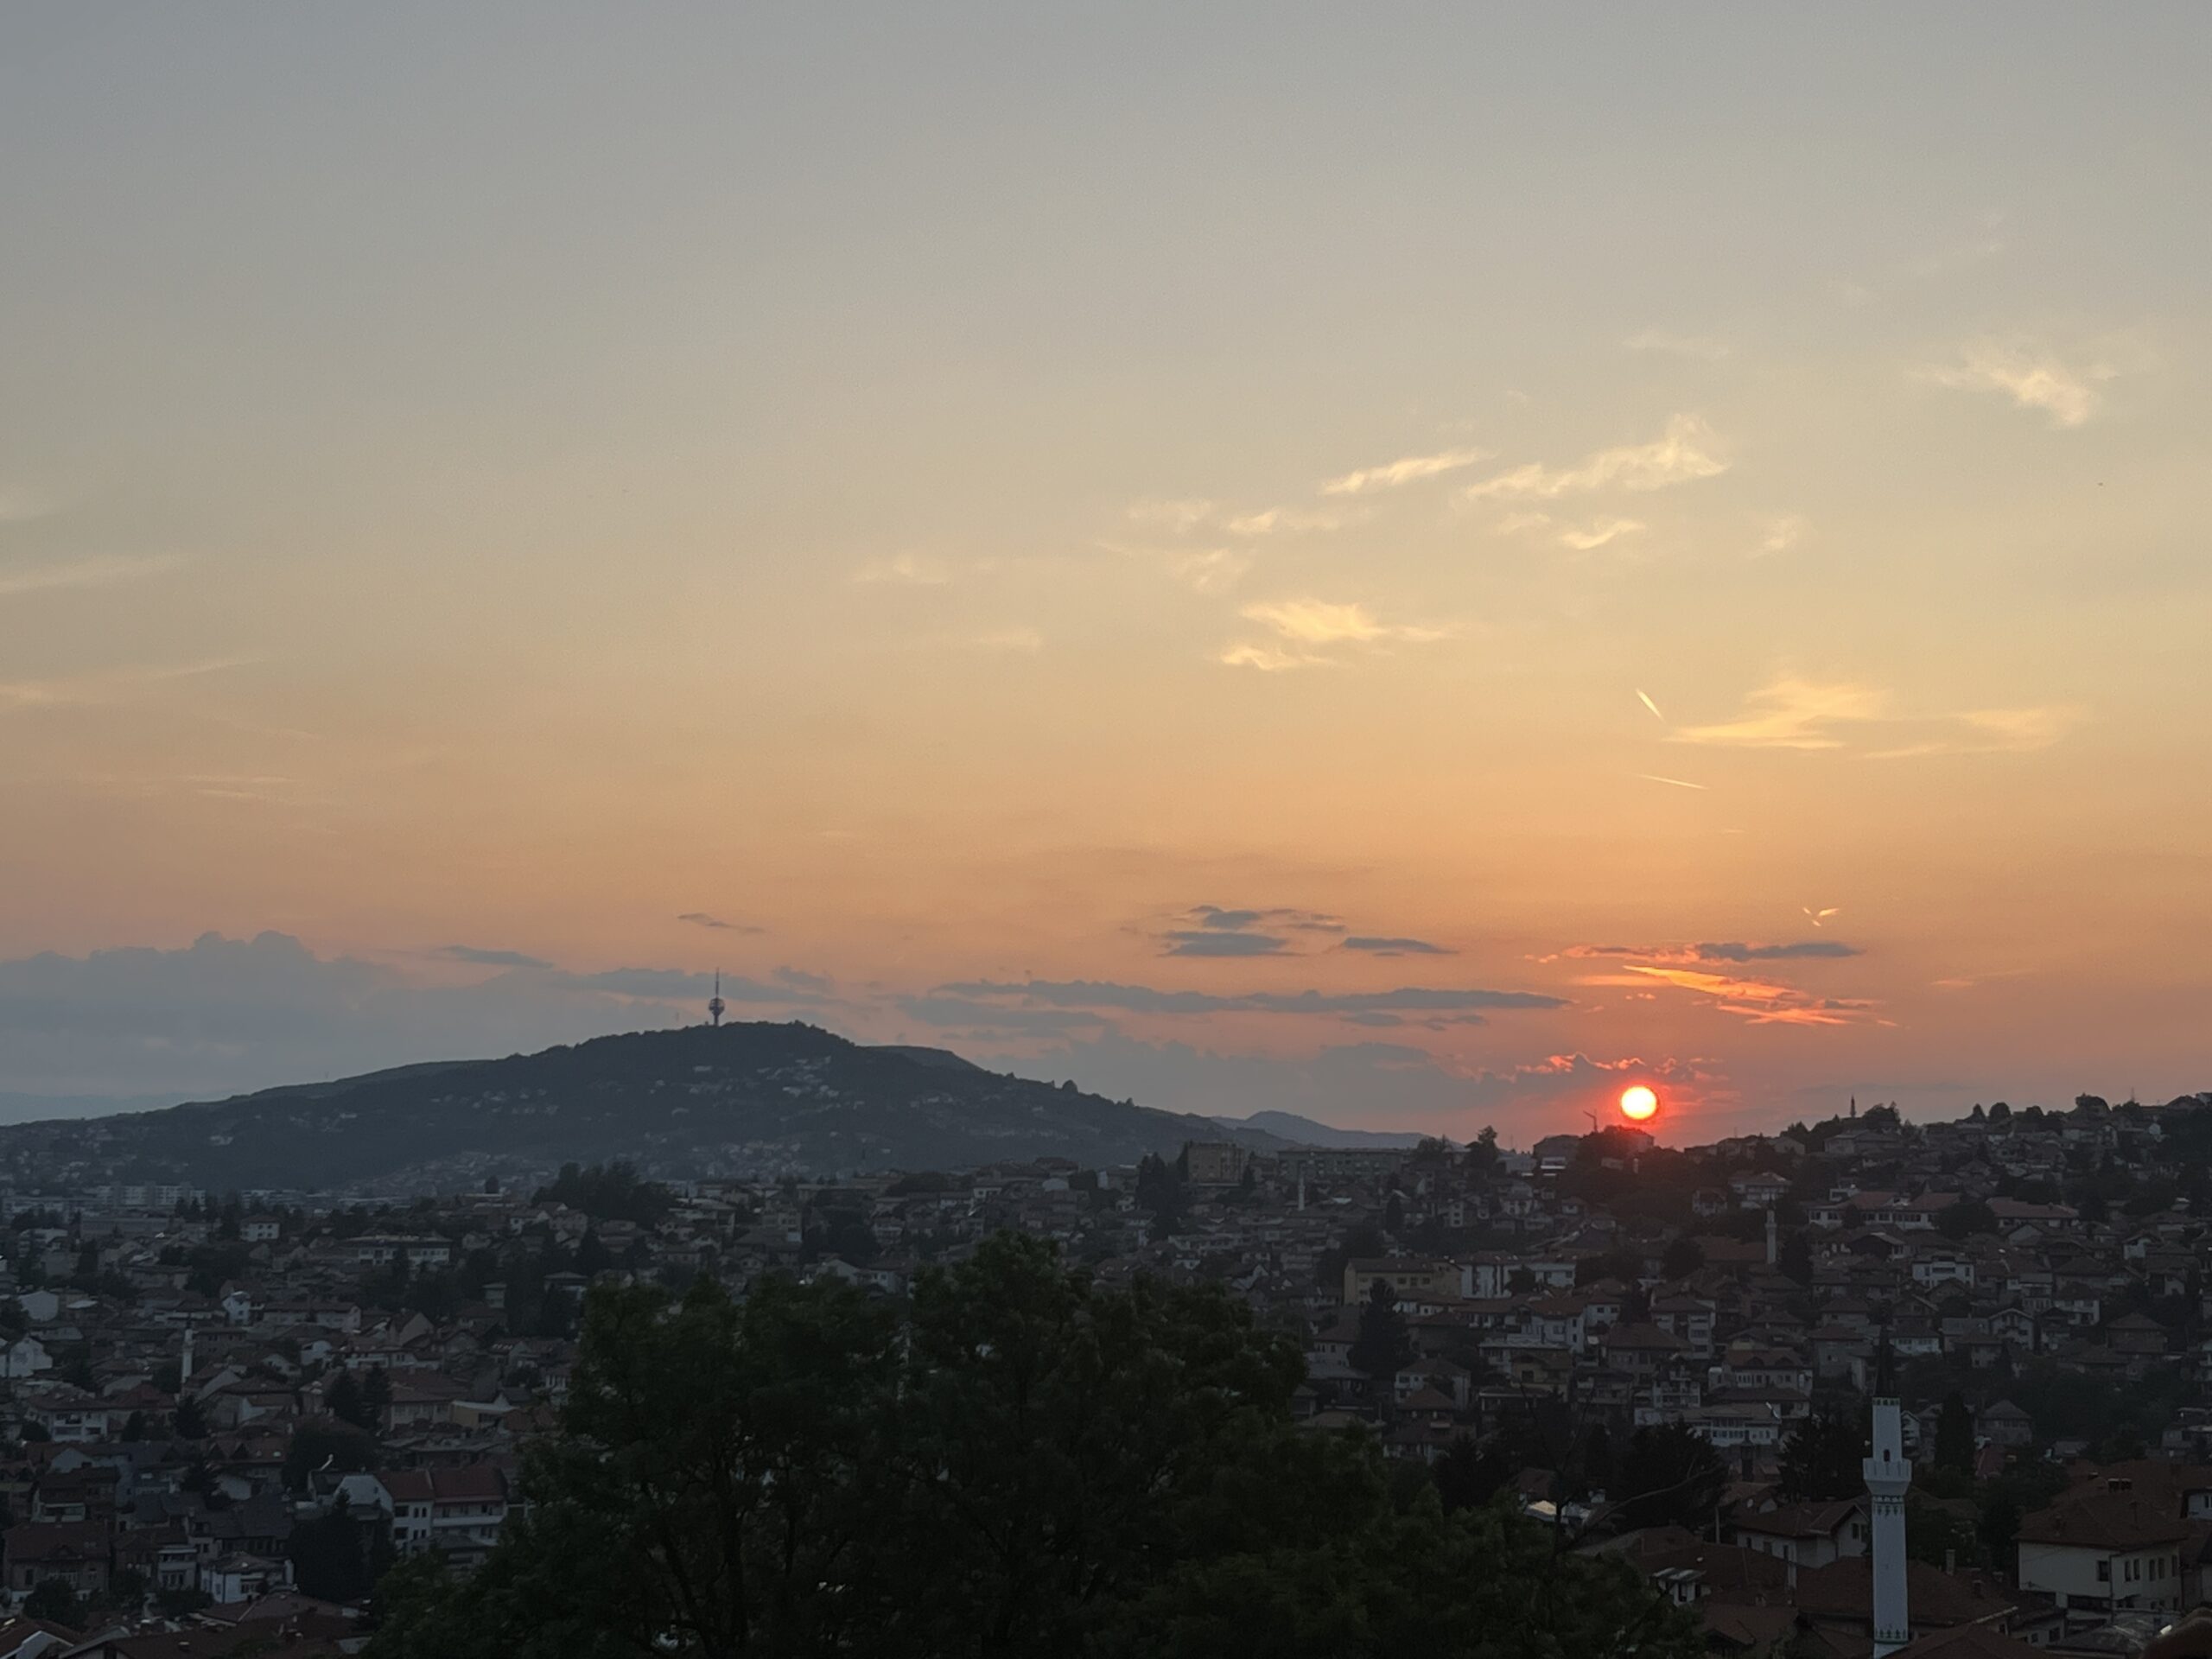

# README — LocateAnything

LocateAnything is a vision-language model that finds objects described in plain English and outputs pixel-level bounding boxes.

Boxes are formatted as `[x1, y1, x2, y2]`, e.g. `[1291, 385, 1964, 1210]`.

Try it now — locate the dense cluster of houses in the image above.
[0, 1093, 2206, 1654]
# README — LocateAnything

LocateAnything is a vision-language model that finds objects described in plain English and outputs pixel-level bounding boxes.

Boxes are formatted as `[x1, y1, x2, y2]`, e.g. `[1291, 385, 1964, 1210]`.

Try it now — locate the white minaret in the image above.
[1864, 1347, 1911, 1657]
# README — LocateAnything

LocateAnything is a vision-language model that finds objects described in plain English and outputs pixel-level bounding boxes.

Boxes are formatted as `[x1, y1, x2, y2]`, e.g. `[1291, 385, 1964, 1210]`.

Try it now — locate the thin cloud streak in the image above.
[1559, 518, 1644, 550]
[1321, 446, 1492, 497]
[1922, 343, 2108, 428]
[1217, 642, 1332, 672]
[938, 977, 1567, 1017]
[1674, 677, 2082, 756]
[0, 657, 253, 714]
[1462, 415, 1730, 501]
[1239, 598, 1446, 646]
[0, 553, 185, 600]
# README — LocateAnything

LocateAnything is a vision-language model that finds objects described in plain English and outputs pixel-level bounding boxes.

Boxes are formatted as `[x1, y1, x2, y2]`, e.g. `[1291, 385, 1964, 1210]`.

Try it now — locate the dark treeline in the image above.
[367, 1235, 1700, 1659]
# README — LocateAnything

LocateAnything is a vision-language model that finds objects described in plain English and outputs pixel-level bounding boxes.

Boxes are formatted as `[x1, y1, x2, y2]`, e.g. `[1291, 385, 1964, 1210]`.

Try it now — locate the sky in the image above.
[3, 6, 2210, 1142]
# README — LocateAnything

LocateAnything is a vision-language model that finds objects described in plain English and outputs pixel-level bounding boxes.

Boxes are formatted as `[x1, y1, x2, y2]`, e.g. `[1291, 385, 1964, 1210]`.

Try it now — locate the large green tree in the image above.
[1617, 1423, 1729, 1532]
[1347, 1279, 1413, 1387]
[1777, 1406, 1867, 1503]
[371, 1235, 1700, 1659]
[1934, 1393, 1975, 1475]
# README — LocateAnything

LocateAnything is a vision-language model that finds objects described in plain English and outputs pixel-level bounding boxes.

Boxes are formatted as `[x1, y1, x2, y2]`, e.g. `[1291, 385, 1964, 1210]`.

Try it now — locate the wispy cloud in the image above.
[437, 945, 552, 969]
[1624, 329, 1732, 361]
[677, 912, 764, 935]
[1463, 415, 1730, 501]
[1157, 904, 1344, 957]
[1567, 941, 1877, 1027]
[1672, 678, 1889, 750]
[1217, 642, 1331, 672]
[1242, 599, 1386, 645]
[1673, 677, 2082, 757]
[1098, 539, 1254, 594]
[938, 977, 1566, 1019]
[1321, 446, 1492, 497]
[0, 657, 251, 714]
[1166, 549, 1252, 593]
[1566, 940, 1861, 965]
[0, 553, 185, 600]
[1221, 506, 1357, 537]
[1127, 499, 1355, 538]
[1922, 343, 2109, 428]
[1558, 518, 1645, 550]
[1611, 964, 1879, 1027]
[1126, 499, 1218, 534]
[1864, 705, 2085, 760]
[1239, 598, 1446, 646]
[1161, 930, 1288, 958]
[1342, 936, 1455, 957]
[1758, 514, 1808, 556]
[1221, 597, 1446, 671]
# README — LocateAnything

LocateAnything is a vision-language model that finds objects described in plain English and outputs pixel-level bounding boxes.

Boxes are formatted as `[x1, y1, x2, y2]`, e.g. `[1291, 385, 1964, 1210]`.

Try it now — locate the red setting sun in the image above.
[1618, 1084, 1659, 1122]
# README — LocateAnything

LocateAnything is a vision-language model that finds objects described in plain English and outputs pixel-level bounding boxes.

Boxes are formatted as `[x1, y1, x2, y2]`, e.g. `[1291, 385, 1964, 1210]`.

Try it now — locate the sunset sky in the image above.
[4, 7, 2209, 1140]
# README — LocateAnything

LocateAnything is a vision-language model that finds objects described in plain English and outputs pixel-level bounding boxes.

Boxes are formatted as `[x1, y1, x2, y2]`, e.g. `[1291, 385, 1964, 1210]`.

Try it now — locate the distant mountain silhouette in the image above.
[1211, 1109, 1429, 1149]
[0, 1022, 1271, 1196]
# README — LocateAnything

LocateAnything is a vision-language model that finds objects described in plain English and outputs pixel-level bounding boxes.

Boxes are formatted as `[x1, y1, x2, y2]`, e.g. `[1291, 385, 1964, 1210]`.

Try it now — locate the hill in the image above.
[1211, 1109, 1430, 1149]
[0, 1022, 1256, 1197]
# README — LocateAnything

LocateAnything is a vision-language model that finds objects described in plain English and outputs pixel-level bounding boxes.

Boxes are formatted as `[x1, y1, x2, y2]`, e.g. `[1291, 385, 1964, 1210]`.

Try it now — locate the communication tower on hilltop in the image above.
[708, 970, 726, 1028]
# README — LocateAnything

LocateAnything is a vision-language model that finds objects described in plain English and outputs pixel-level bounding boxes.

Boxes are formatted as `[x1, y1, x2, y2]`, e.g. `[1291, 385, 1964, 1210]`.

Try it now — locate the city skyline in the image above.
[5, 6, 2211, 1139]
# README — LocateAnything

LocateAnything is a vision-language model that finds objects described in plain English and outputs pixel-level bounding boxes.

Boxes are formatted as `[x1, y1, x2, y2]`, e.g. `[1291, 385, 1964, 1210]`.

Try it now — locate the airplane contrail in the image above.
[1638, 773, 1708, 791]
[1637, 689, 1664, 721]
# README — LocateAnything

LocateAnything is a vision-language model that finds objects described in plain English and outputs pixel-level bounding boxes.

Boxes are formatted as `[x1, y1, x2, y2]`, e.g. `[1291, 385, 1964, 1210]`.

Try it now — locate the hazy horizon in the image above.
[6, 7, 2210, 1144]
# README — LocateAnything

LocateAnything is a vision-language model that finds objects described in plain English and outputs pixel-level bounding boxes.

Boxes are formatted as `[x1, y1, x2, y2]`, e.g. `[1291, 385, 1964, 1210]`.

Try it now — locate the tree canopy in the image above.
[1777, 1406, 1867, 1503]
[369, 1234, 1700, 1659]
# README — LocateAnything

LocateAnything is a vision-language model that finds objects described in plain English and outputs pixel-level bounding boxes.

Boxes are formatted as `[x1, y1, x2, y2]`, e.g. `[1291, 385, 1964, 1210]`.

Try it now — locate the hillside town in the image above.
[3, 1094, 2212, 1656]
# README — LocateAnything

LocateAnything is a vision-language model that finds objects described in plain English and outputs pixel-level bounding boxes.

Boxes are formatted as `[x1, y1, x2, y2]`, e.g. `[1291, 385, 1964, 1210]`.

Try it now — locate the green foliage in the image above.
[1616, 1423, 1728, 1532]
[1464, 1125, 1501, 1174]
[1936, 1199, 1995, 1240]
[370, 1235, 1702, 1659]
[1777, 1406, 1866, 1502]
[2009, 1360, 2193, 1453]
[1135, 1153, 1185, 1227]
[291, 1496, 379, 1602]
[1934, 1394, 1974, 1475]
[1905, 1495, 1979, 1568]
[327, 1370, 371, 1431]
[534, 1161, 674, 1227]
[23, 1579, 79, 1624]
[1660, 1236, 1705, 1279]
[1348, 1281, 1412, 1383]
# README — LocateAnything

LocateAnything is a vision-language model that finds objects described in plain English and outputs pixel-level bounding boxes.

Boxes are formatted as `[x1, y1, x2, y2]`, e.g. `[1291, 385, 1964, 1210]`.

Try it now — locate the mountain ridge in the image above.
[0, 1022, 1281, 1197]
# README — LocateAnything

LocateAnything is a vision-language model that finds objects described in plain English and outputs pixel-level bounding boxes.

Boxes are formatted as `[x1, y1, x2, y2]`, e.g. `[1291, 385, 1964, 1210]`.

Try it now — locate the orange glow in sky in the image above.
[1, 10, 2209, 1138]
